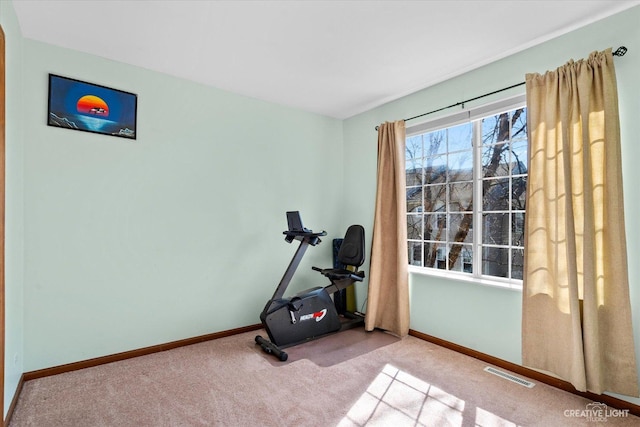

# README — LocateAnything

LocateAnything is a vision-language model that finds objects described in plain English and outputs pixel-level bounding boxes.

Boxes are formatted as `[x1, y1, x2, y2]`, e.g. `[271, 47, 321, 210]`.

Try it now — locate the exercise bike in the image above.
[255, 211, 365, 361]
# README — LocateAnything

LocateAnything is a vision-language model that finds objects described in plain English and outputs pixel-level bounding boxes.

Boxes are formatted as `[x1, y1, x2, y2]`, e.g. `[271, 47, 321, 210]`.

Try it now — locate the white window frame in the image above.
[406, 94, 527, 291]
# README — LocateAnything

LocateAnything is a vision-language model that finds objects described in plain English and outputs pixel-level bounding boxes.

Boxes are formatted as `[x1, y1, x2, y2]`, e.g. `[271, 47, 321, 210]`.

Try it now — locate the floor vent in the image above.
[484, 367, 535, 388]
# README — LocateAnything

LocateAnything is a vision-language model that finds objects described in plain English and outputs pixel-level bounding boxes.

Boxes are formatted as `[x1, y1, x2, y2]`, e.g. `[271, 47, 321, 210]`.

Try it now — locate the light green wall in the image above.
[1, 0, 25, 417]
[20, 39, 345, 370]
[344, 6, 640, 405]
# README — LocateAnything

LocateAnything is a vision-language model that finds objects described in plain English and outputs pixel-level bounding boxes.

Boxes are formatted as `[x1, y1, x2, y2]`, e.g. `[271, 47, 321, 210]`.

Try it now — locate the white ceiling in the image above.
[11, 0, 640, 119]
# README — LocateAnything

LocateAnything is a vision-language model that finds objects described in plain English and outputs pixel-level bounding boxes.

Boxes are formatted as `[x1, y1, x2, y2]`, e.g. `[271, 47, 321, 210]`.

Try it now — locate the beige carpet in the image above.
[9, 328, 640, 426]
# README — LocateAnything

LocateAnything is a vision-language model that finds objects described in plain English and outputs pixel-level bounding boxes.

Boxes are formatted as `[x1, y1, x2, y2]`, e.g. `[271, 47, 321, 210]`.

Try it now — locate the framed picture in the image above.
[47, 74, 137, 140]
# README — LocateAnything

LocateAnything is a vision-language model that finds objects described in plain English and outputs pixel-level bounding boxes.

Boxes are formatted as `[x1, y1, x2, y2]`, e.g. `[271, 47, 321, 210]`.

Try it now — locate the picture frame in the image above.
[47, 74, 137, 140]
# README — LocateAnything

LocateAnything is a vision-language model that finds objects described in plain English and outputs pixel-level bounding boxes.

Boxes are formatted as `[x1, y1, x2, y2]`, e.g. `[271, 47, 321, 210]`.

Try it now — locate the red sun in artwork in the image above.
[77, 95, 109, 117]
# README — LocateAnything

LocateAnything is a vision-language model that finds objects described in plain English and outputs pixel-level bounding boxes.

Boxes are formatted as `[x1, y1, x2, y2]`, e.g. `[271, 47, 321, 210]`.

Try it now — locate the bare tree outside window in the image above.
[406, 106, 527, 282]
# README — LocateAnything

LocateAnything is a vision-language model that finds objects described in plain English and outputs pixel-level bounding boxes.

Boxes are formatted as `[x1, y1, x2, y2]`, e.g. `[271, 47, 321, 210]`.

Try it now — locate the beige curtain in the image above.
[365, 121, 410, 337]
[522, 49, 639, 396]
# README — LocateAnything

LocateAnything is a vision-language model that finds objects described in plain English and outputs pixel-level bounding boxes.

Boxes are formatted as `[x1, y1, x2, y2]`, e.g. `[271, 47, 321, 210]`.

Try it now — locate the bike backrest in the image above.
[337, 225, 365, 268]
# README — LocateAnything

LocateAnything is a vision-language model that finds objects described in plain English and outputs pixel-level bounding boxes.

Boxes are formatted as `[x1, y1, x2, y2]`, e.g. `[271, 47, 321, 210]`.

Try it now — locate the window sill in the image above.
[408, 265, 523, 291]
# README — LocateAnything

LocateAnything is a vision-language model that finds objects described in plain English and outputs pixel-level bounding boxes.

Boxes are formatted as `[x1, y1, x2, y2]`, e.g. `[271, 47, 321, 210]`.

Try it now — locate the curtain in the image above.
[522, 49, 639, 396]
[365, 120, 410, 337]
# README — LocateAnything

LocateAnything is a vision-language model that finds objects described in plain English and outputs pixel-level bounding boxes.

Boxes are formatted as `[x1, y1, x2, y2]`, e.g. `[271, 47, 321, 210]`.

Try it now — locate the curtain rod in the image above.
[375, 46, 628, 131]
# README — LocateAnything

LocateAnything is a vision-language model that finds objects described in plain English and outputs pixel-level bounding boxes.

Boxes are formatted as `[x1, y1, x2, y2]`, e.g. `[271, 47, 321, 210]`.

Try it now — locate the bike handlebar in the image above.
[282, 230, 327, 238]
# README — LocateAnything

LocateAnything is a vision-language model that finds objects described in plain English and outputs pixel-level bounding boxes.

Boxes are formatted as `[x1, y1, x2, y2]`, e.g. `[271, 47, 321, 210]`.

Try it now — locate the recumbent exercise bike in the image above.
[255, 211, 365, 361]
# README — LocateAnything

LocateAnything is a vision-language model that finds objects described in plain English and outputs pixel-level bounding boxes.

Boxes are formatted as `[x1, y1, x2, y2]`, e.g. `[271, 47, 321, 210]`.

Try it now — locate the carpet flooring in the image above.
[8, 328, 640, 426]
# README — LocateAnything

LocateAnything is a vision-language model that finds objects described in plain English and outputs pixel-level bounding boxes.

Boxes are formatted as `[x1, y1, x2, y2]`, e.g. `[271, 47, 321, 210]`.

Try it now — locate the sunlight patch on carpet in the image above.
[338, 364, 464, 426]
[338, 364, 523, 427]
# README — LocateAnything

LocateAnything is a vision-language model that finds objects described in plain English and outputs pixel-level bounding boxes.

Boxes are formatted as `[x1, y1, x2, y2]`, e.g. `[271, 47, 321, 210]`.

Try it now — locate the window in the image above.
[406, 98, 527, 287]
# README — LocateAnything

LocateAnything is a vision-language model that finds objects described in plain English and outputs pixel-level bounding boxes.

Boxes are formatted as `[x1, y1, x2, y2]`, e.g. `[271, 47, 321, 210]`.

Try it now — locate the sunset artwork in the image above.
[48, 74, 137, 139]
[76, 95, 109, 116]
